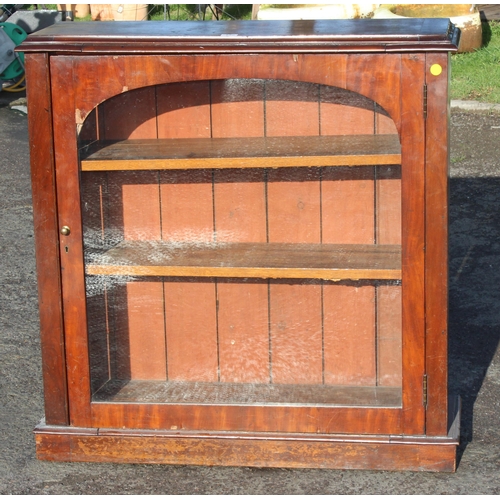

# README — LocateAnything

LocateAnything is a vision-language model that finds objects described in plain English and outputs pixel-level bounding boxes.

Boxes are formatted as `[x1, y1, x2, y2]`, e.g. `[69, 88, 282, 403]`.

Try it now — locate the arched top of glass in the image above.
[79, 79, 400, 172]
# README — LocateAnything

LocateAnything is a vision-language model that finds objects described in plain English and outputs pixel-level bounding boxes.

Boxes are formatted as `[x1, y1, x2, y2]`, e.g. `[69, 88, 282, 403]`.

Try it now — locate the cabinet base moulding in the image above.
[34, 423, 459, 472]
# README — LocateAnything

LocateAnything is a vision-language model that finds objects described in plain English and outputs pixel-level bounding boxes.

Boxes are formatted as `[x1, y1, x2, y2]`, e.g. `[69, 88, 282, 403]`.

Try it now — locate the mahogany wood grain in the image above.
[24, 20, 458, 468]
[345, 54, 402, 134]
[20, 18, 461, 55]
[400, 54, 426, 435]
[65, 54, 407, 128]
[50, 56, 92, 427]
[25, 53, 69, 425]
[34, 425, 458, 471]
[91, 402, 401, 435]
[424, 53, 450, 436]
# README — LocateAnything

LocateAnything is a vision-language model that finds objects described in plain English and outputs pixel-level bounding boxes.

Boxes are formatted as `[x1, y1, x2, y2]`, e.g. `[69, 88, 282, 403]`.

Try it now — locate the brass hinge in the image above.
[423, 374, 428, 407]
[423, 84, 428, 119]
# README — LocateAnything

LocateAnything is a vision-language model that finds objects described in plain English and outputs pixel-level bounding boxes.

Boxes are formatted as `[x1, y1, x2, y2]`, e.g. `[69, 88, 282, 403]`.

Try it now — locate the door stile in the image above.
[50, 56, 92, 427]
[400, 54, 427, 435]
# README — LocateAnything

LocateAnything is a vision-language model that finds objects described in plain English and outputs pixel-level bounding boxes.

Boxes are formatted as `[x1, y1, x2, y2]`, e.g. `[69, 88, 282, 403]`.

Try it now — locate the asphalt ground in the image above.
[1, 91, 499, 494]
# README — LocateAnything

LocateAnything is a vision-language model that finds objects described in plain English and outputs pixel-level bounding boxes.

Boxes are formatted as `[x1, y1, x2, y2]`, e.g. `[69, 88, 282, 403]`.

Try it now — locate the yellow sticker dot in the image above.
[430, 64, 442, 76]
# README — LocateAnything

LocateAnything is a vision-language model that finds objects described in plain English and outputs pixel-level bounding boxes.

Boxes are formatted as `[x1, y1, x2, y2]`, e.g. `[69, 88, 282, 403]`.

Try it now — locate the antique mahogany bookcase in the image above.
[21, 19, 460, 471]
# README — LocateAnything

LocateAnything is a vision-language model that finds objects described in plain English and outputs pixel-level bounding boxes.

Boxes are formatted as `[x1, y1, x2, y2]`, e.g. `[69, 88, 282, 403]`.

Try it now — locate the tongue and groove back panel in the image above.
[81, 78, 402, 394]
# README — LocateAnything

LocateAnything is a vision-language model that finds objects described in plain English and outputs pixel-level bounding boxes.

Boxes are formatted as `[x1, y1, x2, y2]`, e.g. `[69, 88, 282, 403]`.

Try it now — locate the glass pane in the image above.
[80, 79, 402, 409]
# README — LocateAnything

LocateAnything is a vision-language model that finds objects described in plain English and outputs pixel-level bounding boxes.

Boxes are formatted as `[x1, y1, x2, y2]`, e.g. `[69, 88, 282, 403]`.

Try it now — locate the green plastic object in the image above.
[0, 22, 27, 80]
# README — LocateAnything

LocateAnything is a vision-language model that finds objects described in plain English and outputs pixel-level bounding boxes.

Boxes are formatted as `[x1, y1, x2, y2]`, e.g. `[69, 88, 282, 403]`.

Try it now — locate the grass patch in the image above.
[451, 21, 500, 103]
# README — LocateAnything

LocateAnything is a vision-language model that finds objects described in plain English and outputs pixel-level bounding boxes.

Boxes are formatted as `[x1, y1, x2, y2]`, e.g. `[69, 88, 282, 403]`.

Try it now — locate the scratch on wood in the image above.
[75, 109, 84, 134]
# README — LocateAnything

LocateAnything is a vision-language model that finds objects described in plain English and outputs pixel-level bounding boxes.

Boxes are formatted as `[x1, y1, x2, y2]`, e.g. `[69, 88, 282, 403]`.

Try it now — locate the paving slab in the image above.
[0, 95, 499, 494]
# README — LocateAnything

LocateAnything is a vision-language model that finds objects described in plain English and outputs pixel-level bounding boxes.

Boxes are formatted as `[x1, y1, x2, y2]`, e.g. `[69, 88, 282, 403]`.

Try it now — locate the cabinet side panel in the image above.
[164, 279, 218, 381]
[26, 53, 69, 425]
[425, 53, 450, 436]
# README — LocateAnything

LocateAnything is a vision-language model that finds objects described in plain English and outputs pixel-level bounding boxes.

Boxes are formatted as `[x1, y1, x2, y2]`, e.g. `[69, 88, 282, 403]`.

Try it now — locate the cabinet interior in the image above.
[79, 78, 403, 408]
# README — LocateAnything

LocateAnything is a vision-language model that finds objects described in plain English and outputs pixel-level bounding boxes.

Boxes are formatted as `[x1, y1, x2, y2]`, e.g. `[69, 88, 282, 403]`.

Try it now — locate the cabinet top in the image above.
[20, 19, 460, 54]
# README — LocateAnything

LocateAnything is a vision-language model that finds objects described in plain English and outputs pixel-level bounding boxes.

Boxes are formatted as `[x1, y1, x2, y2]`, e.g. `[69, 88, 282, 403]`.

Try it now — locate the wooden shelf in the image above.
[80, 135, 401, 171]
[93, 379, 402, 407]
[86, 241, 401, 280]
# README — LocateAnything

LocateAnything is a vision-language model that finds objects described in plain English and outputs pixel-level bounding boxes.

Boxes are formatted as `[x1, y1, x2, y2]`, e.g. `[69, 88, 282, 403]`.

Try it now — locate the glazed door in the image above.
[51, 53, 427, 435]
